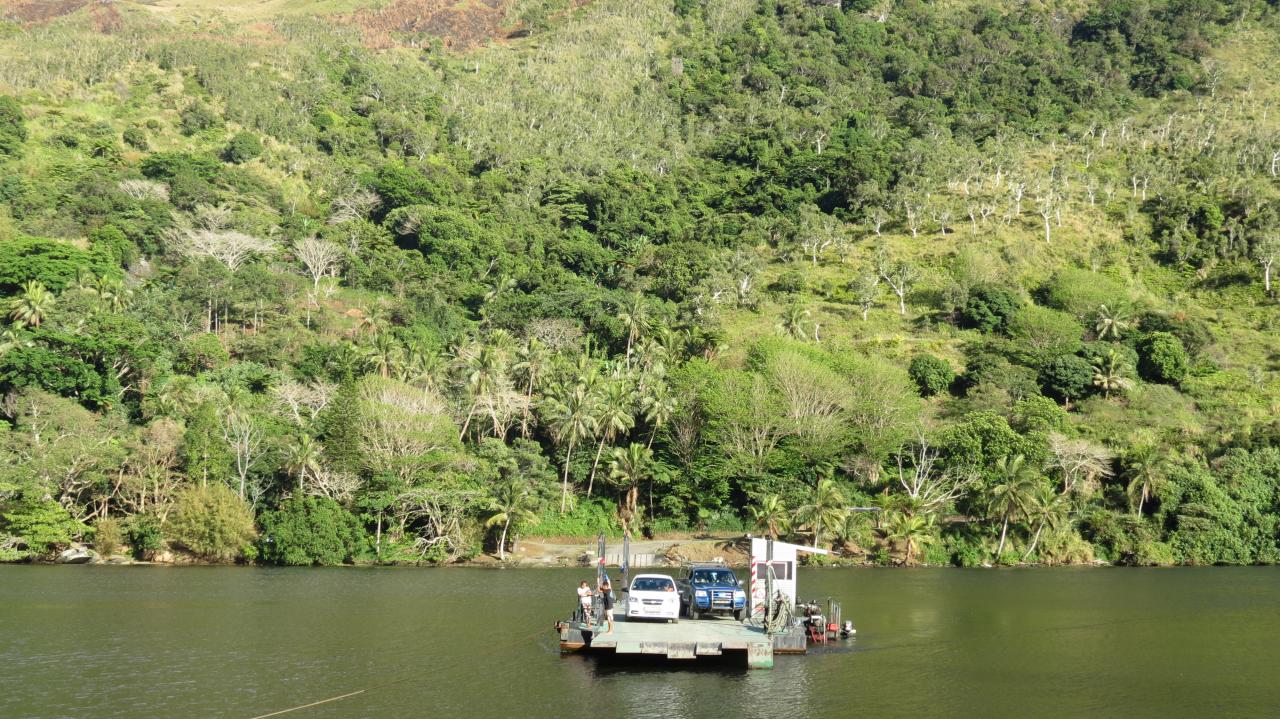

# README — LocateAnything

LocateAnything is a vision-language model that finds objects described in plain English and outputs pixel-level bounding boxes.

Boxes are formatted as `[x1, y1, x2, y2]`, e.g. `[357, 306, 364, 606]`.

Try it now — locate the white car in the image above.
[626, 574, 680, 622]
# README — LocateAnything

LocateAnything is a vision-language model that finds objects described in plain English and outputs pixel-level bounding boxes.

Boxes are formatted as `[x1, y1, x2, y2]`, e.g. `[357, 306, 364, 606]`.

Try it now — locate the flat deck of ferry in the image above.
[558, 611, 805, 669]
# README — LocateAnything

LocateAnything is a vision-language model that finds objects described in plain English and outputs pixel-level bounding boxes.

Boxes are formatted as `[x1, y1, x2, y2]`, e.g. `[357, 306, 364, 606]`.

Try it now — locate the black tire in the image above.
[734, 608, 745, 622]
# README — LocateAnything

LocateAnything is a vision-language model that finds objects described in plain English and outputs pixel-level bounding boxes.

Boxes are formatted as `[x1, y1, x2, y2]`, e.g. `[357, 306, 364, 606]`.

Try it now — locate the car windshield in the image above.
[691, 570, 736, 585]
[632, 577, 675, 592]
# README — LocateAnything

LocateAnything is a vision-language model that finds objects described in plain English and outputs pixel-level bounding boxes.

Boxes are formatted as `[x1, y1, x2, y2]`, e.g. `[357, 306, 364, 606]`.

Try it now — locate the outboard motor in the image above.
[798, 600, 826, 643]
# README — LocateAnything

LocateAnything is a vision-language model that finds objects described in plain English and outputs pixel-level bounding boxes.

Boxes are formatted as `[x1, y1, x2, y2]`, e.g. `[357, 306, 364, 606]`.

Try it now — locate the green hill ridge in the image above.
[0, 0, 1278, 567]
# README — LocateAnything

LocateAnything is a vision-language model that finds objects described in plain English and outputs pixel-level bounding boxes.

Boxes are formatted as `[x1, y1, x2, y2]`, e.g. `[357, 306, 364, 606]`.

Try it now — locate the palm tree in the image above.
[398, 341, 443, 390]
[617, 293, 651, 365]
[485, 477, 541, 561]
[513, 337, 551, 437]
[987, 454, 1041, 561]
[479, 276, 517, 326]
[587, 379, 635, 497]
[1094, 304, 1134, 340]
[749, 495, 790, 540]
[794, 478, 847, 550]
[776, 304, 811, 341]
[146, 375, 196, 419]
[1021, 484, 1068, 563]
[9, 281, 55, 329]
[91, 277, 132, 313]
[1125, 445, 1165, 516]
[542, 382, 598, 512]
[365, 333, 402, 379]
[0, 328, 31, 358]
[833, 510, 875, 553]
[1091, 350, 1131, 398]
[608, 442, 653, 535]
[357, 302, 391, 337]
[457, 342, 508, 440]
[640, 381, 676, 450]
[884, 511, 937, 566]
[285, 434, 323, 494]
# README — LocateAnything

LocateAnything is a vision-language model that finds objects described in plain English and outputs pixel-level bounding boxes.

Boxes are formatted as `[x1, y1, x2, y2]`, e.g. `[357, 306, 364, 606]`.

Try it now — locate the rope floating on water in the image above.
[247, 689, 368, 719]
[244, 625, 549, 718]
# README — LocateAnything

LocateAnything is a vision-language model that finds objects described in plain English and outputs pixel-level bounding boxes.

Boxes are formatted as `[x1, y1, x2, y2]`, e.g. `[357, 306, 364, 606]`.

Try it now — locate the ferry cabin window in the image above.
[763, 561, 792, 580]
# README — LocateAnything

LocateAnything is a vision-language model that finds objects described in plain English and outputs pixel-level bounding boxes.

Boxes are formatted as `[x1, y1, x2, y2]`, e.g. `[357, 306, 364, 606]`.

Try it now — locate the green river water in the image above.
[2, 565, 1279, 718]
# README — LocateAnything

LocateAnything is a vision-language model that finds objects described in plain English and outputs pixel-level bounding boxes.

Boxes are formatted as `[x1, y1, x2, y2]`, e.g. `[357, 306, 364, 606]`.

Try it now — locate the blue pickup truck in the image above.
[676, 564, 747, 621]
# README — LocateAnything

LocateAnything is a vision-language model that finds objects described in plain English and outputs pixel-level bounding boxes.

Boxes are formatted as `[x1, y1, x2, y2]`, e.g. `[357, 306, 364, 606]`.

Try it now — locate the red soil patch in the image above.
[1, 0, 120, 33]
[0, 0, 91, 24]
[90, 1, 122, 32]
[346, 0, 514, 50]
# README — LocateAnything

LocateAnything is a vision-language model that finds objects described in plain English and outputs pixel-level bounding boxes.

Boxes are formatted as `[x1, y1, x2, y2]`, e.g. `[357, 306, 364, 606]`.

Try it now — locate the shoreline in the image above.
[10, 533, 1161, 569]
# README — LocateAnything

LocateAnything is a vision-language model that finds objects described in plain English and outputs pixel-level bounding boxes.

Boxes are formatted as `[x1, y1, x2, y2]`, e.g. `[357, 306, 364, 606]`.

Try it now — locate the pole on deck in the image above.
[596, 532, 606, 587]
[621, 531, 630, 590]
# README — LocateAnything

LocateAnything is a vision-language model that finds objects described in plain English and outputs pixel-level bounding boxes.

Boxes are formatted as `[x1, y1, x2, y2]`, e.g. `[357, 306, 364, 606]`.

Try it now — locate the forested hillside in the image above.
[1, 0, 1278, 566]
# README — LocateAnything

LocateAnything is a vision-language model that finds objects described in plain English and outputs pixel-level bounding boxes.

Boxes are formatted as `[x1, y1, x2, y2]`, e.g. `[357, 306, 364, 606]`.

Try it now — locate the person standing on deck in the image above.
[577, 580, 594, 624]
[597, 578, 615, 635]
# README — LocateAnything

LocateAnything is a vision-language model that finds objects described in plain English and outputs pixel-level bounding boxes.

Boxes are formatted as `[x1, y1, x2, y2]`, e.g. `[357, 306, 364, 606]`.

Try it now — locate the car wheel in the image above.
[734, 609, 745, 622]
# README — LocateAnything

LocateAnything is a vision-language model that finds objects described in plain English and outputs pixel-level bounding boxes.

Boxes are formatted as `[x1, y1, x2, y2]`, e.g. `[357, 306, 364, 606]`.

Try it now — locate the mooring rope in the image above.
[243, 625, 551, 718]
[247, 689, 369, 719]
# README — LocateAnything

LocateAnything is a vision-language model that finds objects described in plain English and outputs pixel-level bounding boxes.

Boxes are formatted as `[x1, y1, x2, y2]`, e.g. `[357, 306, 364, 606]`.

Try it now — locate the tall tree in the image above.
[1125, 445, 1166, 516]
[749, 494, 789, 540]
[586, 378, 635, 497]
[987, 454, 1041, 560]
[884, 511, 936, 566]
[485, 476, 541, 561]
[617, 293, 651, 365]
[542, 382, 597, 512]
[794, 477, 847, 550]
[607, 442, 652, 535]
[1021, 484, 1068, 563]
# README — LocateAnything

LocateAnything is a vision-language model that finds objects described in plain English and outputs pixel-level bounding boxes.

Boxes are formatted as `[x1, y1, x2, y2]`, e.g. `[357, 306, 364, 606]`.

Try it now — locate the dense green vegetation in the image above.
[0, 0, 1278, 566]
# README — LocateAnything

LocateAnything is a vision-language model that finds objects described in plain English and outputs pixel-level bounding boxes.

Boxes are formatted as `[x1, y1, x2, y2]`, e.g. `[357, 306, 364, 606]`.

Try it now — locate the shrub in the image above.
[960, 284, 1022, 333]
[1137, 332, 1189, 384]
[1039, 354, 1094, 402]
[224, 131, 263, 164]
[175, 333, 230, 374]
[169, 483, 258, 562]
[921, 541, 951, 566]
[258, 496, 366, 566]
[908, 354, 954, 396]
[771, 267, 807, 295]
[122, 126, 148, 150]
[0, 94, 26, 158]
[139, 152, 221, 182]
[180, 101, 221, 135]
[1083, 340, 1138, 370]
[126, 514, 164, 560]
[1038, 268, 1127, 319]
[945, 535, 987, 567]
[1010, 395, 1069, 433]
[88, 225, 135, 267]
[1007, 305, 1084, 366]
[527, 497, 621, 537]
[0, 236, 107, 293]
[960, 349, 1040, 400]
[94, 516, 124, 556]
[0, 496, 87, 559]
